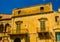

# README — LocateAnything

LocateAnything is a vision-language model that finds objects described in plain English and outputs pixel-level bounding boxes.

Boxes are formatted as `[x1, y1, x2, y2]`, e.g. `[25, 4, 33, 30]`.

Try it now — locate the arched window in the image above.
[0, 23, 4, 33]
[5, 23, 11, 32]
[38, 18, 48, 31]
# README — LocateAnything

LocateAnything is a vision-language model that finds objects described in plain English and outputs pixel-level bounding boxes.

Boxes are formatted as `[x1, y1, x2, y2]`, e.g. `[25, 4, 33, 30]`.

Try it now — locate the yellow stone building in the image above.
[0, 2, 60, 42]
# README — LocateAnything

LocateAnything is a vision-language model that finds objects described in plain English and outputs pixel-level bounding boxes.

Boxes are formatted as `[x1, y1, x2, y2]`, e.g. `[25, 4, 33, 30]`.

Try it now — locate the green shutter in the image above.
[56, 33, 60, 41]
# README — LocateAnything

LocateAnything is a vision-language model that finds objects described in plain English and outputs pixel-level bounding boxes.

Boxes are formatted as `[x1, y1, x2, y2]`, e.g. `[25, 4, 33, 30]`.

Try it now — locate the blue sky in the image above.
[0, 0, 60, 14]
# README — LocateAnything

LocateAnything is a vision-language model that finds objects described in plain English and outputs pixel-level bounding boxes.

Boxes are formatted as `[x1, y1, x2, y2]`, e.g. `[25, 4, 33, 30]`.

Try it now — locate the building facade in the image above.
[0, 2, 60, 42]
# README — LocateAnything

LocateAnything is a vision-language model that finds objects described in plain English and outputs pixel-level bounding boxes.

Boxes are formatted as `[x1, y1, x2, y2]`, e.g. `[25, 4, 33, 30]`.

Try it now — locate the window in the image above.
[0, 24, 4, 33]
[16, 23, 20, 33]
[0, 16, 2, 18]
[40, 21, 45, 31]
[15, 21, 23, 33]
[56, 32, 60, 41]
[40, 7, 44, 10]
[39, 18, 47, 31]
[5, 23, 11, 32]
[18, 10, 21, 14]
[55, 16, 59, 22]
[0, 37, 2, 40]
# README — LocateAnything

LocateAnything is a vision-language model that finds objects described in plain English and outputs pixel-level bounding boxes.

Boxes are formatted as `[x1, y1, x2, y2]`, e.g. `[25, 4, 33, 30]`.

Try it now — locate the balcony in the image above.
[8, 29, 28, 35]
[37, 27, 53, 39]
[37, 27, 51, 33]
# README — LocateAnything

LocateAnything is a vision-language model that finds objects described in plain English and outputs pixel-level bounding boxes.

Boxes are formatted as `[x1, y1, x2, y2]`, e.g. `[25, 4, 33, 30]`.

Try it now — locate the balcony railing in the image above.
[37, 27, 54, 39]
[8, 29, 28, 34]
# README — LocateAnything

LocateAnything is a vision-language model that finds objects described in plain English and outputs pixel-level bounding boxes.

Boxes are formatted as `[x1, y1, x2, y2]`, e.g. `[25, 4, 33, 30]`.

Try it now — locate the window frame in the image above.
[55, 16, 59, 22]
[0, 23, 4, 33]
[15, 21, 23, 33]
[38, 18, 47, 31]
[40, 21, 45, 31]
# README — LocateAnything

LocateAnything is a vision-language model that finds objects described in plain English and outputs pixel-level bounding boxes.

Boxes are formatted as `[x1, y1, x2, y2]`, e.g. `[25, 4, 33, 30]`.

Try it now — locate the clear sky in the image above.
[0, 0, 60, 14]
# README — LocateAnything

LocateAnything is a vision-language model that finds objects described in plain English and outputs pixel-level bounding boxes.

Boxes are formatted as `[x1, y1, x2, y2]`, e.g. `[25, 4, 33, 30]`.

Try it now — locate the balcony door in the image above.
[15, 21, 23, 33]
